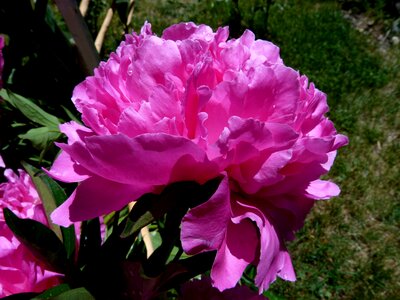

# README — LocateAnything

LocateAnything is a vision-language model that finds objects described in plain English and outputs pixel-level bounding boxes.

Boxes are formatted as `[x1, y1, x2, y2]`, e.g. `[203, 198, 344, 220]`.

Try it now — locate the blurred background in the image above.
[0, 0, 399, 298]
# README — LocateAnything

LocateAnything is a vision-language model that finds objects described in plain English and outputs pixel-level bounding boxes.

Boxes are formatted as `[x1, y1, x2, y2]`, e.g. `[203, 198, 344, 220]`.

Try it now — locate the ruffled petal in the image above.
[181, 175, 231, 254]
[51, 176, 153, 226]
[0, 155, 5, 168]
[46, 151, 90, 183]
[60, 133, 218, 186]
[211, 219, 259, 291]
[305, 179, 340, 200]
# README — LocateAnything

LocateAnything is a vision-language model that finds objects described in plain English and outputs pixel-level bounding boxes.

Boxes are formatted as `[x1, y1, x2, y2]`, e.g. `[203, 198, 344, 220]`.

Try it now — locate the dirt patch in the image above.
[342, 11, 400, 54]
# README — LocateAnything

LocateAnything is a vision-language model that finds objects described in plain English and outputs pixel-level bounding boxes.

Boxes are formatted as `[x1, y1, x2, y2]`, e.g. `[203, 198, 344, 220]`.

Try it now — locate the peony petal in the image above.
[51, 176, 154, 226]
[0, 165, 62, 295]
[118, 104, 155, 137]
[276, 250, 296, 281]
[305, 179, 340, 200]
[255, 247, 296, 292]
[181, 175, 231, 254]
[232, 200, 295, 292]
[162, 22, 214, 42]
[46, 151, 90, 183]
[256, 193, 315, 240]
[162, 22, 202, 40]
[60, 133, 217, 186]
[333, 133, 349, 149]
[226, 149, 292, 196]
[254, 223, 281, 291]
[59, 121, 95, 143]
[220, 31, 252, 71]
[243, 64, 299, 123]
[211, 219, 259, 291]
[250, 39, 282, 65]
[216, 117, 298, 168]
[0, 155, 5, 168]
[149, 85, 182, 121]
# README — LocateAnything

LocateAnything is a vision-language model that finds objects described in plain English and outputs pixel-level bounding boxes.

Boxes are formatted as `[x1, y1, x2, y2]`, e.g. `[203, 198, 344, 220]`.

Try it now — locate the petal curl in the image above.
[60, 133, 218, 186]
[51, 176, 154, 226]
[305, 179, 340, 200]
[46, 151, 90, 183]
[211, 219, 259, 291]
[181, 175, 231, 254]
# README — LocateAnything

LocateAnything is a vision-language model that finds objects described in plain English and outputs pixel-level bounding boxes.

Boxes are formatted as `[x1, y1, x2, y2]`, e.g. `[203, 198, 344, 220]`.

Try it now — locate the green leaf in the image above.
[22, 162, 62, 239]
[61, 105, 82, 124]
[120, 193, 170, 239]
[0, 89, 60, 128]
[43, 288, 95, 300]
[19, 126, 61, 150]
[143, 199, 189, 277]
[33, 284, 71, 299]
[41, 174, 76, 259]
[166, 245, 189, 265]
[43, 2, 59, 33]
[3, 208, 68, 274]
[22, 162, 76, 258]
[150, 231, 162, 250]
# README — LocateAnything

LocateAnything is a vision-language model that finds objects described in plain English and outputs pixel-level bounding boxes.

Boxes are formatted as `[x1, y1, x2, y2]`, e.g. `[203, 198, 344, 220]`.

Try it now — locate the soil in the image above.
[342, 10, 400, 54]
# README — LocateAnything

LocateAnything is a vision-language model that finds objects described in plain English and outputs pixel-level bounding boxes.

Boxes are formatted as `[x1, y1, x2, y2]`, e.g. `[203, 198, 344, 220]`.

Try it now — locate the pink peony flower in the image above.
[48, 22, 348, 292]
[0, 163, 62, 296]
[0, 35, 4, 88]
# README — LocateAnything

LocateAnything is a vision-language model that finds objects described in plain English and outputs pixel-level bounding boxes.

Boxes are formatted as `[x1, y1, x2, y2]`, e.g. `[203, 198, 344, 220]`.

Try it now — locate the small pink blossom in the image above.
[48, 22, 348, 292]
[0, 162, 62, 296]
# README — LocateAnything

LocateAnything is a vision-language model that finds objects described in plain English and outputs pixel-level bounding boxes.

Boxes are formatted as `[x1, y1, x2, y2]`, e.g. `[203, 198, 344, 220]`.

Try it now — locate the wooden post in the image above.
[54, 0, 99, 75]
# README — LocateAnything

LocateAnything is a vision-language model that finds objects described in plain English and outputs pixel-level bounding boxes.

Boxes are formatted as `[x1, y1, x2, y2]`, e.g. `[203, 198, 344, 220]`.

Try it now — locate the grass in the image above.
[128, 0, 400, 298]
